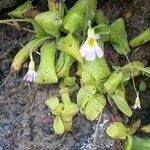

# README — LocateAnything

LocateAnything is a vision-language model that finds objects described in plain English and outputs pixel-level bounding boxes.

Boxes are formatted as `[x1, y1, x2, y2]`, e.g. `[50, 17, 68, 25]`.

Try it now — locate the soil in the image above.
[0, 0, 150, 150]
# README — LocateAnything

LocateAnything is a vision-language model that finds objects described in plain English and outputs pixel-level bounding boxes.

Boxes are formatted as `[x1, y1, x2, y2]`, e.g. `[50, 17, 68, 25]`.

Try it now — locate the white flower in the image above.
[132, 92, 141, 109]
[23, 60, 37, 82]
[80, 27, 104, 61]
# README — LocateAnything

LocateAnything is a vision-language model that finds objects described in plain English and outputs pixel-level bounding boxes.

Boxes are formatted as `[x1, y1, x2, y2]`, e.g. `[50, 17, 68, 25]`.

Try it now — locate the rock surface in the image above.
[0, 0, 150, 150]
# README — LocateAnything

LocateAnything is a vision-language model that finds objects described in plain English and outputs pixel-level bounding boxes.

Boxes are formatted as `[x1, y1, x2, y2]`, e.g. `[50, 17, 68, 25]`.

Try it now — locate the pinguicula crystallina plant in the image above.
[1, 0, 150, 137]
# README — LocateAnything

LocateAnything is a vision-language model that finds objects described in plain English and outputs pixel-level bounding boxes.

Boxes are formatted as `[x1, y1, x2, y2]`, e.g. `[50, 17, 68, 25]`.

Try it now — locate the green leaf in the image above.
[139, 81, 147, 91]
[60, 87, 71, 106]
[53, 116, 65, 134]
[131, 136, 150, 150]
[63, 77, 76, 87]
[8, 1, 32, 18]
[85, 0, 97, 22]
[61, 103, 79, 121]
[106, 122, 127, 139]
[104, 71, 123, 94]
[137, 67, 150, 77]
[140, 124, 150, 133]
[83, 57, 111, 81]
[120, 61, 144, 80]
[96, 80, 106, 94]
[11, 37, 48, 73]
[45, 96, 59, 111]
[58, 34, 83, 63]
[129, 28, 150, 48]
[28, 19, 49, 38]
[124, 135, 133, 150]
[80, 71, 95, 85]
[77, 85, 96, 106]
[76, 63, 83, 77]
[56, 52, 75, 78]
[62, 0, 86, 33]
[94, 24, 110, 41]
[35, 10, 62, 37]
[95, 9, 109, 25]
[85, 94, 106, 121]
[36, 42, 58, 84]
[110, 85, 133, 117]
[62, 0, 96, 33]
[120, 61, 150, 80]
[53, 103, 63, 115]
[127, 119, 141, 133]
[109, 18, 130, 55]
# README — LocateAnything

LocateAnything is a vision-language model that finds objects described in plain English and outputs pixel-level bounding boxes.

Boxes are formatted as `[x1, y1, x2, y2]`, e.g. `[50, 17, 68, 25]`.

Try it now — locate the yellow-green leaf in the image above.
[80, 71, 95, 85]
[131, 136, 150, 150]
[109, 18, 130, 55]
[83, 57, 111, 81]
[8, 1, 32, 18]
[124, 135, 133, 150]
[35, 10, 62, 37]
[45, 96, 59, 111]
[110, 85, 133, 117]
[56, 52, 75, 78]
[106, 122, 127, 139]
[85, 94, 106, 121]
[53, 116, 64, 134]
[36, 42, 58, 84]
[140, 124, 150, 133]
[61, 103, 79, 121]
[53, 103, 63, 115]
[58, 34, 83, 63]
[129, 28, 150, 48]
[127, 119, 141, 133]
[77, 85, 96, 106]
[104, 71, 123, 94]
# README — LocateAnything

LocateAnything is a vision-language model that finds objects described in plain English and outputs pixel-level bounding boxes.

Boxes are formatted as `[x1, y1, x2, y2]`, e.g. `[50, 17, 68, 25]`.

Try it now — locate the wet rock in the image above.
[0, 123, 12, 150]
[0, 0, 149, 149]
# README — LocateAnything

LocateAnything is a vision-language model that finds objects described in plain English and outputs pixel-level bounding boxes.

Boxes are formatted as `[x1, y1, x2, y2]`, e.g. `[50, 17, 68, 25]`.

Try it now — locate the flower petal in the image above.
[32, 72, 37, 81]
[80, 41, 88, 57]
[85, 48, 96, 61]
[95, 42, 104, 58]
[132, 105, 137, 110]
[23, 70, 37, 82]
[23, 75, 27, 81]
[95, 34, 100, 40]
[28, 76, 33, 82]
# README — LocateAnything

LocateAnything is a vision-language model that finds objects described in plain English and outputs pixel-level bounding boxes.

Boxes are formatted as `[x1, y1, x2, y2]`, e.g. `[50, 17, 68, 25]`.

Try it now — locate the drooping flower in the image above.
[80, 25, 104, 61]
[23, 60, 37, 82]
[132, 92, 141, 109]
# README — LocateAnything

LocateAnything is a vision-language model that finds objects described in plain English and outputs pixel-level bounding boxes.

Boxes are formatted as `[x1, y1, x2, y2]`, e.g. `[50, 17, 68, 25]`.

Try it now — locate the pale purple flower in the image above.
[80, 28, 104, 61]
[23, 70, 37, 82]
[23, 60, 37, 82]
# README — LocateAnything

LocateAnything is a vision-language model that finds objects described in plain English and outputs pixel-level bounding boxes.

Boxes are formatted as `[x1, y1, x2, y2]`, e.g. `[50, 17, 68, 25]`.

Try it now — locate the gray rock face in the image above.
[0, 0, 47, 11]
[0, 24, 116, 150]
[0, 0, 26, 11]
[0, 0, 149, 149]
